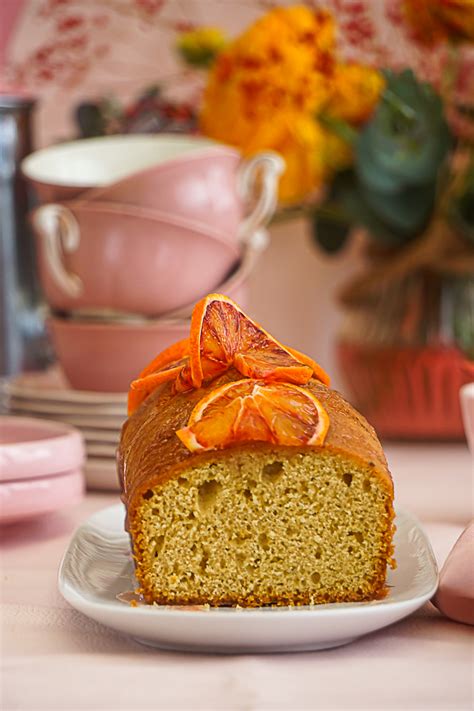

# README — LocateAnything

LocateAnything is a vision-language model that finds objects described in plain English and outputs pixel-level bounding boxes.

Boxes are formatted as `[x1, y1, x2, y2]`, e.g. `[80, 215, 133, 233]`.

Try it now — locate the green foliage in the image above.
[314, 69, 453, 253]
[177, 45, 220, 68]
[357, 69, 452, 190]
[318, 170, 407, 247]
[360, 181, 436, 235]
[310, 205, 351, 253]
[449, 162, 474, 246]
[75, 103, 107, 138]
[176, 29, 227, 69]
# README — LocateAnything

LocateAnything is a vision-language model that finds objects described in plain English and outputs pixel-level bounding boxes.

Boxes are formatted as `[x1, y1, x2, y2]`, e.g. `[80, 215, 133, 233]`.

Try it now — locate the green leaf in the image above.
[356, 129, 404, 194]
[177, 40, 223, 68]
[75, 103, 106, 138]
[343, 191, 409, 247]
[318, 113, 358, 145]
[312, 210, 351, 253]
[328, 170, 411, 247]
[355, 68, 452, 194]
[360, 182, 436, 235]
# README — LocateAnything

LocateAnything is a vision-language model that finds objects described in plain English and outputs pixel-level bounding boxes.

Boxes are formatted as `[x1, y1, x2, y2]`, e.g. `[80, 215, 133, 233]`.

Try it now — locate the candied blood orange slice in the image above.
[137, 338, 189, 379]
[177, 293, 329, 390]
[186, 294, 242, 388]
[128, 357, 188, 416]
[127, 338, 189, 415]
[284, 346, 330, 386]
[234, 351, 312, 384]
[176, 379, 330, 452]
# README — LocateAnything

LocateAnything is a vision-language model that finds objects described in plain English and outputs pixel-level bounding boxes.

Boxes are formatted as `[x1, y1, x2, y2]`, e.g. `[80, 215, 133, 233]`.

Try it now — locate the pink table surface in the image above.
[1, 443, 473, 711]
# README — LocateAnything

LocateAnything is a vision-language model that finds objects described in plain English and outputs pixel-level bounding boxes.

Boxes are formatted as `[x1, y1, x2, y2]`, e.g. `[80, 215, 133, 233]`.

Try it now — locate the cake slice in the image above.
[119, 295, 395, 606]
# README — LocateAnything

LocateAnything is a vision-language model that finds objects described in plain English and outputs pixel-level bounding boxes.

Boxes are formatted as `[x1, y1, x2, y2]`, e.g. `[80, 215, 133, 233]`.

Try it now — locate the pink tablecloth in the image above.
[1, 443, 473, 710]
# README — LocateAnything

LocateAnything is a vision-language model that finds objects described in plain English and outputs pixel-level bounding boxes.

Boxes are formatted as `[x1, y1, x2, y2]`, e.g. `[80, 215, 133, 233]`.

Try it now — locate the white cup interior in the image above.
[22, 134, 222, 188]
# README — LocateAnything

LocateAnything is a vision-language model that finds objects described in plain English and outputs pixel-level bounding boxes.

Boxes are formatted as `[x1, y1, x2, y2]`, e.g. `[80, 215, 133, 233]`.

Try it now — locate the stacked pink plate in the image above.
[0, 415, 85, 525]
[1, 369, 125, 491]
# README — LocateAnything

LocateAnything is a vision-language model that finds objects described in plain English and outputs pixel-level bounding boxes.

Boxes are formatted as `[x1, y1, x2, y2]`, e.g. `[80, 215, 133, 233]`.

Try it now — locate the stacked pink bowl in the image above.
[23, 135, 283, 392]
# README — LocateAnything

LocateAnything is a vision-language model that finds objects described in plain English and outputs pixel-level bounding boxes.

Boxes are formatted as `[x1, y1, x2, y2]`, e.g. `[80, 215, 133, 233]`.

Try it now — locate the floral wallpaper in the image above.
[2, 0, 470, 148]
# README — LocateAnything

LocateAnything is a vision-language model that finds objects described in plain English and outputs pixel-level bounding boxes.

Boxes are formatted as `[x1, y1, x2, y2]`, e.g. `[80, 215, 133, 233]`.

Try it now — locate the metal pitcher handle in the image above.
[237, 151, 285, 243]
[32, 204, 83, 298]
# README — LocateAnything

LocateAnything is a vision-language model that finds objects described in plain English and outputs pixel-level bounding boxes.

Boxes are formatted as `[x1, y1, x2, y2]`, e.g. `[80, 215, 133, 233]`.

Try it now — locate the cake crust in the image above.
[119, 368, 393, 516]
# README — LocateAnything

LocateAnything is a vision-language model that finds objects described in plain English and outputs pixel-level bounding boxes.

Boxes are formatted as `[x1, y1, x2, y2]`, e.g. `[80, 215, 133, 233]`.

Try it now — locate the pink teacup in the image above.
[23, 135, 217, 201]
[44, 228, 268, 323]
[32, 201, 239, 317]
[46, 229, 269, 392]
[22, 134, 284, 245]
[48, 315, 191, 392]
[167, 228, 268, 318]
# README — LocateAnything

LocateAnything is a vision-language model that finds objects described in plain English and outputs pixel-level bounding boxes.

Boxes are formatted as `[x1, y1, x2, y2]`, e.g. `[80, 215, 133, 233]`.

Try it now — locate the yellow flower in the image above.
[403, 0, 474, 44]
[177, 27, 227, 67]
[324, 63, 385, 125]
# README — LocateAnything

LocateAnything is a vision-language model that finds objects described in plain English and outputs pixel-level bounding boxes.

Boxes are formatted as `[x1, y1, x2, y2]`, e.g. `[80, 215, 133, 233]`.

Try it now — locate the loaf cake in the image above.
[119, 294, 395, 606]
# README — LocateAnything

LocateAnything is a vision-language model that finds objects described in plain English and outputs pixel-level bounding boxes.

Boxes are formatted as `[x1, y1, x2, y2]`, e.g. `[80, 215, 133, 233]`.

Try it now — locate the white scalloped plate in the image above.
[58, 505, 438, 653]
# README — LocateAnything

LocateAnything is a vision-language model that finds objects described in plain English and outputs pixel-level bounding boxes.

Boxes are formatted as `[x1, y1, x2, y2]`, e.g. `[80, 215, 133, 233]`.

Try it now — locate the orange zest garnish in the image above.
[177, 294, 330, 390]
[176, 379, 330, 452]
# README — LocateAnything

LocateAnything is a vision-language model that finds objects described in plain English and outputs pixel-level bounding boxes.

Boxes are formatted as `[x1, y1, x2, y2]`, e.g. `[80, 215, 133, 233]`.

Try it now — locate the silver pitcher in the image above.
[0, 94, 50, 376]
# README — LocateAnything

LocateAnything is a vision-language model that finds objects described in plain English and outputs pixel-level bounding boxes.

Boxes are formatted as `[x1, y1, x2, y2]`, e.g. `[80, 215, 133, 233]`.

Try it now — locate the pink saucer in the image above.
[0, 416, 85, 482]
[0, 469, 84, 525]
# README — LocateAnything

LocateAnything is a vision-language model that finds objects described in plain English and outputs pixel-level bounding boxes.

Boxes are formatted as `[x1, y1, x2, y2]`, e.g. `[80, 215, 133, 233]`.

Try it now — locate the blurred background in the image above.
[1, 0, 473, 496]
[3, 1, 455, 148]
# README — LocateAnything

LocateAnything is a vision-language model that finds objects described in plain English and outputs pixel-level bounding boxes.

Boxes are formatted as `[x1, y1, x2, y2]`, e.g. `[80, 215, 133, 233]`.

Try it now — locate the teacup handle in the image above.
[32, 204, 83, 298]
[237, 151, 285, 242]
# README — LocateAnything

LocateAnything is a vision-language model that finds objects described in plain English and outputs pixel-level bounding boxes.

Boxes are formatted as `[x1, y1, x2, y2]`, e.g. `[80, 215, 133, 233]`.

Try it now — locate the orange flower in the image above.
[199, 4, 383, 203]
[200, 5, 336, 202]
[324, 63, 385, 125]
[403, 0, 474, 44]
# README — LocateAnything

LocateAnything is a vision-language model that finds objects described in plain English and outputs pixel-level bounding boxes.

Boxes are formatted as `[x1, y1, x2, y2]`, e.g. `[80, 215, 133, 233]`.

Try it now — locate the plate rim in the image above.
[58, 503, 439, 620]
[2, 378, 127, 404]
[7, 398, 126, 416]
[7, 411, 124, 430]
